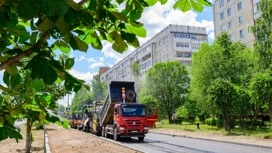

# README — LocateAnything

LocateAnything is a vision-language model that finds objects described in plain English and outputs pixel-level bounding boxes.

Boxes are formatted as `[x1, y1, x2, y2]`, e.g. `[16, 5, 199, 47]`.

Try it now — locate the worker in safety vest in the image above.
[195, 116, 200, 129]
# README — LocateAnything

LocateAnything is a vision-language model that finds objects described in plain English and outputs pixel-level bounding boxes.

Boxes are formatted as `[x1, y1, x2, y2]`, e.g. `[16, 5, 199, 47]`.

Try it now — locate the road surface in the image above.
[104, 133, 272, 153]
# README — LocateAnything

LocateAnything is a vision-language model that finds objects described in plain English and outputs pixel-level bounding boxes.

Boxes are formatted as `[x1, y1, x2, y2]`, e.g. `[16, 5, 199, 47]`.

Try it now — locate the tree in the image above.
[0, 0, 211, 150]
[92, 76, 107, 101]
[143, 61, 190, 123]
[250, 67, 272, 121]
[190, 33, 254, 131]
[251, 0, 272, 71]
[250, 0, 272, 122]
[71, 86, 93, 112]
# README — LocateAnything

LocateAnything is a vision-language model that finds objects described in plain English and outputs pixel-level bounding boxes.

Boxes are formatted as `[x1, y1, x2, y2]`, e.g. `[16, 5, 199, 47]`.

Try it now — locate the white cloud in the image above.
[89, 62, 104, 69]
[99, 57, 104, 62]
[58, 93, 75, 107]
[68, 69, 95, 83]
[100, 0, 214, 63]
[209, 32, 215, 40]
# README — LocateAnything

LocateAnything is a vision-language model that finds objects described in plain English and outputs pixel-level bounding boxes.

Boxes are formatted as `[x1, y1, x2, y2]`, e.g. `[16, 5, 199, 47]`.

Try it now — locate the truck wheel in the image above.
[105, 129, 108, 138]
[102, 127, 105, 137]
[138, 137, 144, 141]
[113, 128, 119, 141]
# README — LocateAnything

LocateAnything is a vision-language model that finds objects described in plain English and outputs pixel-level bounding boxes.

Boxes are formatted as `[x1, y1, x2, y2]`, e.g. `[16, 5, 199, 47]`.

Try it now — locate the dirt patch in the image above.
[0, 124, 44, 153]
[150, 128, 272, 148]
[46, 124, 140, 153]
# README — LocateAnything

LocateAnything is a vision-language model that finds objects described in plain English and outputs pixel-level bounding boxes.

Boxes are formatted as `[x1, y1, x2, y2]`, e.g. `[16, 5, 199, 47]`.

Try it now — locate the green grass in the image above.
[155, 120, 272, 139]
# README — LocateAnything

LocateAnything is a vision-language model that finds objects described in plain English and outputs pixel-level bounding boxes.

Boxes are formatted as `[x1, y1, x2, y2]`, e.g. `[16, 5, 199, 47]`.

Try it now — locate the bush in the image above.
[205, 117, 216, 126]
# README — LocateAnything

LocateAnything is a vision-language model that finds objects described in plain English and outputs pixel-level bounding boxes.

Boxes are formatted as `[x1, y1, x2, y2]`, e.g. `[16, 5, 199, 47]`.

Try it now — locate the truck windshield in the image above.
[121, 104, 146, 117]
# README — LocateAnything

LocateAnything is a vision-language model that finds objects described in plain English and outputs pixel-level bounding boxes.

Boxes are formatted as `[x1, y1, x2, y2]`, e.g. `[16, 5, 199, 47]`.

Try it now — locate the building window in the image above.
[174, 33, 190, 39]
[237, 1, 242, 11]
[229, 34, 233, 41]
[219, 0, 224, 7]
[256, 2, 261, 12]
[238, 16, 243, 24]
[220, 12, 225, 20]
[221, 25, 226, 32]
[227, 8, 231, 16]
[240, 29, 245, 38]
[228, 21, 232, 28]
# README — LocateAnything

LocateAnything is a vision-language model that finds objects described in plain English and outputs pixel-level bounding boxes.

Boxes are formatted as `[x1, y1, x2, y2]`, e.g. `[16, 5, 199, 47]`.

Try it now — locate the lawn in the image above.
[156, 120, 272, 139]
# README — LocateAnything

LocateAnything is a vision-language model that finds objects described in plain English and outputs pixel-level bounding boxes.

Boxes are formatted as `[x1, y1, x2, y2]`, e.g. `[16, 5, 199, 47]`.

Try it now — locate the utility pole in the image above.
[67, 94, 69, 107]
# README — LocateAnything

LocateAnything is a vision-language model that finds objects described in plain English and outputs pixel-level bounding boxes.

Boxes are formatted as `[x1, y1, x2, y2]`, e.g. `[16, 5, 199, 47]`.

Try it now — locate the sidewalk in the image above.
[45, 124, 140, 153]
[0, 125, 44, 153]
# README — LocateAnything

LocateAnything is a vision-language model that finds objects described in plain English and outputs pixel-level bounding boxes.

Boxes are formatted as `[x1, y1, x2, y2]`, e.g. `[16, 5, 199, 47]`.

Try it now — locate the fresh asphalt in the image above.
[101, 133, 272, 153]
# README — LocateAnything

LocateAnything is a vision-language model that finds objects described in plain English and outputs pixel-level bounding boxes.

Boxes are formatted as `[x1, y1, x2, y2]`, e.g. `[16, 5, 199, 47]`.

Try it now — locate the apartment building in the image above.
[213, 0, 262, 48]
[100, 24, 208, 83]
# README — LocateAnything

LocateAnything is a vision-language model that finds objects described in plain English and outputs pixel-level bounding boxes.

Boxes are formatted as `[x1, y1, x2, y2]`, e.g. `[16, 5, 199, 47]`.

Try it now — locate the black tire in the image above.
[102, 127, 105, 137]
[138, 137, 144, 141]
[113, 128, 119, 141]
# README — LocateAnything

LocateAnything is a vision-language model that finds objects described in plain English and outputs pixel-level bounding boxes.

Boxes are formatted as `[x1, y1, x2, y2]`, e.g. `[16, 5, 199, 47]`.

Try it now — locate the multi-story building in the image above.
[100, 24, 208, 83]
[213, 0, 262, 48]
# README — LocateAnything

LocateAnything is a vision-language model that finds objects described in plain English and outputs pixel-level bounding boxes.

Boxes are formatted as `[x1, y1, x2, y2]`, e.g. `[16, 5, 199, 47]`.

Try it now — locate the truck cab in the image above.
[112, 103, 149, 141]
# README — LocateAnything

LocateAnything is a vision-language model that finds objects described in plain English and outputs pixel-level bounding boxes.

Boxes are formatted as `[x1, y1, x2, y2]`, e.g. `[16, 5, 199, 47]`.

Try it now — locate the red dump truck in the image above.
[88, 81, 158, 141]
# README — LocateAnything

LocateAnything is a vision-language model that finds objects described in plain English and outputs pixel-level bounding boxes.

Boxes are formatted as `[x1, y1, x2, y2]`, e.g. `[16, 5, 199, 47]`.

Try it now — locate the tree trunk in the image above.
[270, 101, 272, 122]
[168, 114, 172, 124]
[25, 118, 32, 153]
[223, 113, 231, 132]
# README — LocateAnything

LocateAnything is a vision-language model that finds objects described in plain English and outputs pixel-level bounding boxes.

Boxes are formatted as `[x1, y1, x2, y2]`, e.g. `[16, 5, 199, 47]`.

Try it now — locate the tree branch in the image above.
[0, 32, 50, 71]
[78, 0, 89, 5]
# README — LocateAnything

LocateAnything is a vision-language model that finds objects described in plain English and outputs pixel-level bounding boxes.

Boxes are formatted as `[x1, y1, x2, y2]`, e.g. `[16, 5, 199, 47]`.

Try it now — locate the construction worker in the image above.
[195, 116, 200, 129]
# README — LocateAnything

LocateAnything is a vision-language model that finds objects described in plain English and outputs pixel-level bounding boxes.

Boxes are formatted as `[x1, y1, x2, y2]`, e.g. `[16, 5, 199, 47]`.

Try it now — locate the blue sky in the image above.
[68, 0, 214, 84]
[59, 1, 215, 106]
[0, 0, 215, 106]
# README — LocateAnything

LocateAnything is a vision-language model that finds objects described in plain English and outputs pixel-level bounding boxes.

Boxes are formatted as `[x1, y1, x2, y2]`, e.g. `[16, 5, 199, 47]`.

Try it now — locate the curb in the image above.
[99, 136, 146, 153]
[44, 125, 51, 153]
[149, 131, 272, 150]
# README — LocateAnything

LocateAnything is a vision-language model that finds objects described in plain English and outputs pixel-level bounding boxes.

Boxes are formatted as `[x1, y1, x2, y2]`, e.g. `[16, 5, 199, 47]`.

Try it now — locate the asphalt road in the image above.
[105, 133, 272, 153]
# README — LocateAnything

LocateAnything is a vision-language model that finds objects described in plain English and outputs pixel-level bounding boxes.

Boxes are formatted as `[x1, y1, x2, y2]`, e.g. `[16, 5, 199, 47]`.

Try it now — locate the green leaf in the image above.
[6, 65, 18, 76]
[146, 0, 158, 6]
[37, 17, 54, 31]
[45, 108, 62, 123]
[18, 0, 39, 20]
[65, 0, 82, 11]
[3, 71, 10, 87]
[29, 79, 44, 91]
[74, 36, 88, 52]
[0, 126, 23, 142]
[191, 0, 204, 12]
[196, 0, 211, 6]
[0, 95, 3, 105]
[112, 32, 128, 52]
[35, 92, 51, 108]
[10, 74, 22, 89]
[108, 11, 127, 22]
[30, 32, 39, 44]
[64, 74, 82, 92]
[126, 24, 146, 37]
[85, 32, 102, 50]
[41, 0, 69, 16]
[65, 58, 75, 70]
[42, 65, 58, 85]
[174, 0, 191, 12]
[160, 0, 167, 5]
[53, 40, 71, 54]
[56, 16, 70, 33]
[8, 25, 27, 36]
